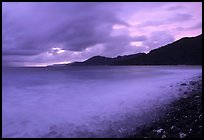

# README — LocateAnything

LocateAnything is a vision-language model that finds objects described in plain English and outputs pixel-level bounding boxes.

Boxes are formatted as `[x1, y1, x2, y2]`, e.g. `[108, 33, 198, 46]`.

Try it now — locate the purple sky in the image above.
[2, 2, 202, 66]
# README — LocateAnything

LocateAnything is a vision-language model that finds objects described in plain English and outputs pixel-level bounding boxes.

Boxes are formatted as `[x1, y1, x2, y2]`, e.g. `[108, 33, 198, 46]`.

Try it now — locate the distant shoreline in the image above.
[2, 64, 202, 69]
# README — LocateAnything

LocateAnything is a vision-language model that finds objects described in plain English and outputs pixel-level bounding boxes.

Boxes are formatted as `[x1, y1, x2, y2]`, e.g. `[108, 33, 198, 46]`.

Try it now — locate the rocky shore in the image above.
[128, 76, 202, 138]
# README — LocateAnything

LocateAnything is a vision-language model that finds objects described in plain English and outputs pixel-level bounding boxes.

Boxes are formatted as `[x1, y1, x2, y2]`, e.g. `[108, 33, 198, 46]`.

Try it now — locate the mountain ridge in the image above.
[62, 34, 202, 66]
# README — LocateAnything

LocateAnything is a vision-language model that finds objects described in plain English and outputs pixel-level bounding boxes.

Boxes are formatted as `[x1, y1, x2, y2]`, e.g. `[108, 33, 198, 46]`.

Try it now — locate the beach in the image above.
[129, 75, 202, 138]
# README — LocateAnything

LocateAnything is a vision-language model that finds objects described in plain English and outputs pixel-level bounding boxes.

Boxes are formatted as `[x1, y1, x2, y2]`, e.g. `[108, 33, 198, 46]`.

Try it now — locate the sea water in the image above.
[2, 66, 202, 138]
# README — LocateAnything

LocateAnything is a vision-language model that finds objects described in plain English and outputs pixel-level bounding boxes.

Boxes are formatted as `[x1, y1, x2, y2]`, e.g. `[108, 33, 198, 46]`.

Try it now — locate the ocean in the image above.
[2, 66, 202, 138]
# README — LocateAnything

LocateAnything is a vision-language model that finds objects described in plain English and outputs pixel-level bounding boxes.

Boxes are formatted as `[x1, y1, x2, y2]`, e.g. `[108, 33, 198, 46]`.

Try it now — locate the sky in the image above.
[2, 2, 202, 67]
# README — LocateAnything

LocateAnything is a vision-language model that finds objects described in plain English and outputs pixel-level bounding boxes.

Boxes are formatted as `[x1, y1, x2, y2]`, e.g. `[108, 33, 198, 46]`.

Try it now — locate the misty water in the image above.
[2, 66, 202, 138]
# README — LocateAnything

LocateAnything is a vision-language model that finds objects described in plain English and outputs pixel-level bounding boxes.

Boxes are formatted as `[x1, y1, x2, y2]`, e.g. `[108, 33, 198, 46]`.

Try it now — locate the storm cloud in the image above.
[2, 2, 202, 66]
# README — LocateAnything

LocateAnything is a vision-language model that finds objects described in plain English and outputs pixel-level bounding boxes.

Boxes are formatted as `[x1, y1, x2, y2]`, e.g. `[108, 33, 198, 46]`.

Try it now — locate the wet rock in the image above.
[179, 132, 187, 138]
[171, 126, 175, 130]
[156, 128, 163, 134]
[128, 78, 202, 138]
[189, 81, 196, 85]
[50, 131, 57, 135]
[171, 126, 180, 134]
[49, 125, 57, 130]
[195, 95, 199, 99]
[161, 135, 166, 138]
[181, 83, 187, 86]
[183, 91, 188, 94]
[189, 128, 192, 133]
[152, 130, 157, 133]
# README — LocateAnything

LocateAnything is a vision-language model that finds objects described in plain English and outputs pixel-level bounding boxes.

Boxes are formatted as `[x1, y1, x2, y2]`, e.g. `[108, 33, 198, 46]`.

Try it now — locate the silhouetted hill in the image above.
[141, 35, 202, 65]
[72, 56, 113, 66]
[70, 34, 202, 66]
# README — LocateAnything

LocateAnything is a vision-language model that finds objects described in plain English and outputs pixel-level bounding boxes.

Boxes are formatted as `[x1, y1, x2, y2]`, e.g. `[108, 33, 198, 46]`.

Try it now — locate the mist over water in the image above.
[2, 66, 202, 138]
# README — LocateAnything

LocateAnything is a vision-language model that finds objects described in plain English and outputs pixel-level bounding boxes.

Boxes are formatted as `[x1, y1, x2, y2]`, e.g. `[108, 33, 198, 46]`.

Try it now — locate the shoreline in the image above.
[128, 75, 202, 138]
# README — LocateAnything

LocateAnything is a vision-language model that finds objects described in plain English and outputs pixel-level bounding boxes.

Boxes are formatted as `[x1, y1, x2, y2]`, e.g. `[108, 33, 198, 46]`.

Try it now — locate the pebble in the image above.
[181, 83, 187, 86]
[48, 131, 58, 135]
[118, 128, 124, 134]
[190, 81, 195, 85]
[152, 130, 157, 133]
[179, 132, 187, 138]
[171, 126, 175, 130]
[129, 78, 202, 138]
[183, 91, 188, 94]
[199, 114, 202, 119]
[195, 95, 199, 98]
[156, 128, 164, 134]
[49, 125, 57, 130]
[161, 135, 166, 138]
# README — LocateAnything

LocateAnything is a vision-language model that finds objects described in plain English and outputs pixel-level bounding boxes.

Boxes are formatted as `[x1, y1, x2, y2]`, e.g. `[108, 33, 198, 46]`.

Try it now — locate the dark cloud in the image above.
[188, 22, 202, 30]
[166, 5, 185, 11]
[144, 31, 175, 50]
[137, 13, 192, 27]
[132, 35, 148, 41]
[2, 2, 128, 55]
[175, 22, 202, 31]
[2, 2, 201, 66]
[168, 13, 192, 21]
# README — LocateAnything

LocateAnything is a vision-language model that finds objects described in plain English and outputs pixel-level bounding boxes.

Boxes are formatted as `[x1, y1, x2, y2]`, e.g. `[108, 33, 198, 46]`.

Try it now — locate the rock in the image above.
[189, 128, 192, 133]
[152, 130, 157, 133]
[179, 132, 187, 138]
[49, 125, 57, 130]
[128, 78, 202, 138]
[189, 81, 195, 85]
[195, 95, 200, 99]
[171, 126, 180, 134]
[163, 131, 167, 135]
[171, 126, 175, 130]
[48, 131, 58, 136]
[161, 135, 166, 138]
[118, 129, 123, 134]
[181, 83, 187, 86]
[156, 128, 164, 134]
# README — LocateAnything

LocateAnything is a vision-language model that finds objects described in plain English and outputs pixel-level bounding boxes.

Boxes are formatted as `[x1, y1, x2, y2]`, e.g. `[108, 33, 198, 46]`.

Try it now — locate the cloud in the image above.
[3, 2, 129, 54]
[168, 13, 192, 21]
[137, 13, 192, 28]
[188, 22, 202, 30]
[143, 31, 175, 50]
[165, 5, 185, 11]
[2, 2, 202, 66]
[175, 22, 202, 31]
